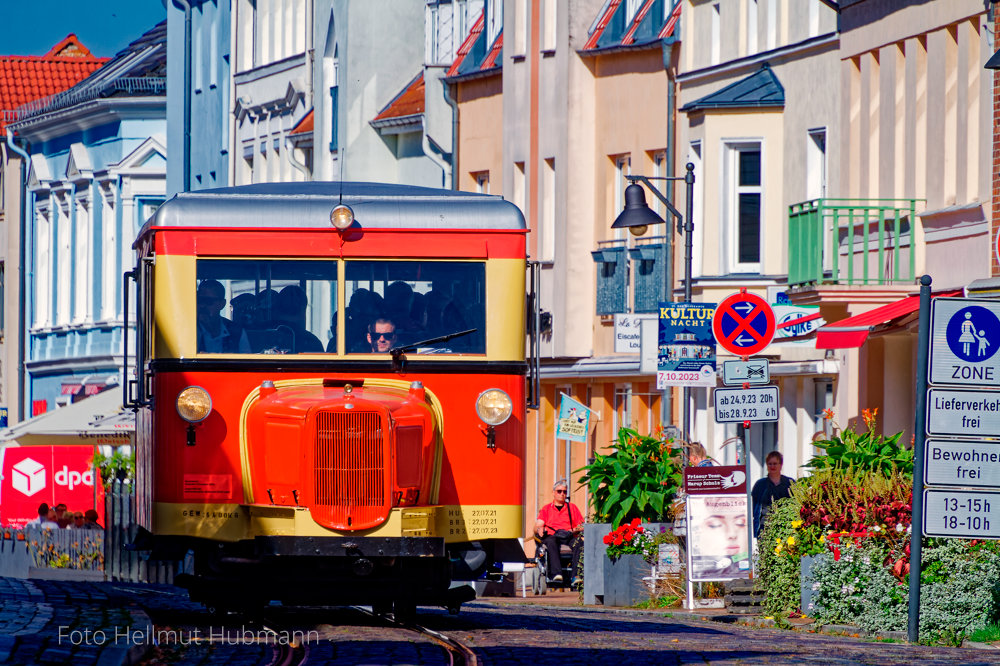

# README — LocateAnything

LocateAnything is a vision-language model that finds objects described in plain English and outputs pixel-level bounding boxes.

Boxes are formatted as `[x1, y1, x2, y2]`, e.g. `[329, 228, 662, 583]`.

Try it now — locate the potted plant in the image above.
[602, 519, 655, 606]
[578, 427, 684, 604]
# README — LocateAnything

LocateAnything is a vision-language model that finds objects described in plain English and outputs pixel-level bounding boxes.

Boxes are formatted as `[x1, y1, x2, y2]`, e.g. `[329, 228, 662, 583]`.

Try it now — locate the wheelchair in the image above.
[531, 534, 579, 595]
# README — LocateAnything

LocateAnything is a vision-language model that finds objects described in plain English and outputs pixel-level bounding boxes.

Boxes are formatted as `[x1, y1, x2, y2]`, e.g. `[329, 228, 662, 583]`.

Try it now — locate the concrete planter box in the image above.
[584, 522, 671, 605]
[603, 553, 651, 607]
[800, 553, 830, 614]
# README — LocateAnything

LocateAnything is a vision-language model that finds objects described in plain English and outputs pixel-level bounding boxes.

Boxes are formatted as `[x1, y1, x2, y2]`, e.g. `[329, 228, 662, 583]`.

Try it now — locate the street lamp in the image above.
[611, 162, 696, 448]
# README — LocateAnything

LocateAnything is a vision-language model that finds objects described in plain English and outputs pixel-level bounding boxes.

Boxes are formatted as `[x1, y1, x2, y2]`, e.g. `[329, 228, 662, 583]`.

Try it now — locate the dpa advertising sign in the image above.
[556, 394, 592, 443]
[0, 445, 105, 528]
[657, 302, 717, 388]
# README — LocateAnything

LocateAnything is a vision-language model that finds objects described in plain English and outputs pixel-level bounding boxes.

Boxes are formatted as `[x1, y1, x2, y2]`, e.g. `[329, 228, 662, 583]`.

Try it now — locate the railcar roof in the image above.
[141, 181, 526, 235]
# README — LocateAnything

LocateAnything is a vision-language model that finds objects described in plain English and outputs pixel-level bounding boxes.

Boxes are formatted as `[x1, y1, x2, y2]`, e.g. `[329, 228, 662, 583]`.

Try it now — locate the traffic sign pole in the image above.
[908, 274, 932, 644]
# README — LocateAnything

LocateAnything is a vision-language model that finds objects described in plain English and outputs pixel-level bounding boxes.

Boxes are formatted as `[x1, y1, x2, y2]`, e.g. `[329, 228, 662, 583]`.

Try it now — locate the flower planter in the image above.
[603, 553, 651, 607]
[583, 522, 672, 605]
[800, 553, 830, 614]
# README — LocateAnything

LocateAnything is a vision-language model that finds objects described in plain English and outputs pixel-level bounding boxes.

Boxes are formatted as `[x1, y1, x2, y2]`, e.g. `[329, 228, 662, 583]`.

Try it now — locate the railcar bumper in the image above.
[254, 535, 445, 558]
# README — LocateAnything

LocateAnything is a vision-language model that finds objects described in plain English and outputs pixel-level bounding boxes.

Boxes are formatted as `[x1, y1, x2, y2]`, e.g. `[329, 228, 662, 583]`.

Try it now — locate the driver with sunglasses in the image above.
[366, 318, 397, 352]
[534, 479, 584, 585]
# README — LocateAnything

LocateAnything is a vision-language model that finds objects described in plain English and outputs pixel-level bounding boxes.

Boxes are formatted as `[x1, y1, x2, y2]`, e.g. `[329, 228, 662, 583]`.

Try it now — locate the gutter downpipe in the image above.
[173, 0, 192, 192]
[421, 118, 452, 190]
[6, 128, 30, 422]
[442, 78, 458, 190]
[285, 136, 311, 180]
[661, 35, 678, 430]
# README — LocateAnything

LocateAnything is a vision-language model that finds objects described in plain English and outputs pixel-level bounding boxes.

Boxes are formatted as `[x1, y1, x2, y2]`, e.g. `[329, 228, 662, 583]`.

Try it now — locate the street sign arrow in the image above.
[712, 292, 776, 356]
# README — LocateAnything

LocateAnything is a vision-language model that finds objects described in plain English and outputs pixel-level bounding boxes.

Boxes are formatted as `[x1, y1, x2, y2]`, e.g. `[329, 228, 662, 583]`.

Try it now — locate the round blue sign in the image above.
[946, 306, 1000, 362]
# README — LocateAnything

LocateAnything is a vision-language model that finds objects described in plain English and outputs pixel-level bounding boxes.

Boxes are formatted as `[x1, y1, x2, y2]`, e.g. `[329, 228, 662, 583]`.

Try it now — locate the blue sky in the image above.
[4, 1, 166, 58]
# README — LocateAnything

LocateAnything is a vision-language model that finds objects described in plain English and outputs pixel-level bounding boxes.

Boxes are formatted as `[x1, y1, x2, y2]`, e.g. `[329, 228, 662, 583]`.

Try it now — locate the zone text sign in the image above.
[923, 489, 1000, 539]
[929, 298, 1000, 387]
[924, 439, 1000, 488]
[714, 386, 779, 423]
[926, 389, 1000, 438]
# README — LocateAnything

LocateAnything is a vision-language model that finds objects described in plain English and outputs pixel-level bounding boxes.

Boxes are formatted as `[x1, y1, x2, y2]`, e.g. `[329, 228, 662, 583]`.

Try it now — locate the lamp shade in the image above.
[611, 183, 667, 230]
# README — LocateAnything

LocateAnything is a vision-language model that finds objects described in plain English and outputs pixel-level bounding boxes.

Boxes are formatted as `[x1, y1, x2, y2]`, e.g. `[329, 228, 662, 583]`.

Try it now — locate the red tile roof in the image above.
[0, 34, 107, 130]
[372, 73, 425, 122]
[290, 109, 314, 135]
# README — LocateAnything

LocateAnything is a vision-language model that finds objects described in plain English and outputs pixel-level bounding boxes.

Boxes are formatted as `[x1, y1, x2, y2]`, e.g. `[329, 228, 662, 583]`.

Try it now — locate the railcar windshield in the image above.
[197, 259, 338, 354]
[345, 260, 486, 354]
[194, 259, 486, 355]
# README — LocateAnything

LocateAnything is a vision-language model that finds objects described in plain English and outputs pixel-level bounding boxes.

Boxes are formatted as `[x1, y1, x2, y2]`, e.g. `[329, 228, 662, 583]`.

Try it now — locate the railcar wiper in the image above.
[389, 328, 477, 366]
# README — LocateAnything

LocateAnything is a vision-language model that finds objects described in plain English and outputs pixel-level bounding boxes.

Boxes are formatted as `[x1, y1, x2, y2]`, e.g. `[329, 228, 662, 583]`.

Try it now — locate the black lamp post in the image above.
[611, 163, 696, 448]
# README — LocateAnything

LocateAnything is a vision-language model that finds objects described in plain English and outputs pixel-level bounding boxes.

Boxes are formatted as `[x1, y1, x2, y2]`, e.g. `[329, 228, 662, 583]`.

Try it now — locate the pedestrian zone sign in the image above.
[929, 298, 1000, 387]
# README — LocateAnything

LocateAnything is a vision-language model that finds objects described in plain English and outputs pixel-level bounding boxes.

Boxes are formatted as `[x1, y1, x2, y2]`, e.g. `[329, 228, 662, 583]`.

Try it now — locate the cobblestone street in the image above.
[2, 578, 1000, 665]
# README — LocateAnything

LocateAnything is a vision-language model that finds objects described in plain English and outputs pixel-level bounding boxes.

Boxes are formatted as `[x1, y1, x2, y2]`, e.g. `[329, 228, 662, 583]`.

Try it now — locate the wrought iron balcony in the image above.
[788, 198, 919, 287]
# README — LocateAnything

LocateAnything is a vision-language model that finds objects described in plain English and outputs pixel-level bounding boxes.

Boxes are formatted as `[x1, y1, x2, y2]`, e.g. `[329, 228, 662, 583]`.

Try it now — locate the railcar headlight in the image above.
[176, 386, 212, 423]
[476, 389, 512, 426]
[330, 204, 354, 230]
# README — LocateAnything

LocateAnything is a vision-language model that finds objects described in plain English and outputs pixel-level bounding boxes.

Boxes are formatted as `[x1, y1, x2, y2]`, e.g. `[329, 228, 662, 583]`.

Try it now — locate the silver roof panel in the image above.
[143, 181, 526, 234]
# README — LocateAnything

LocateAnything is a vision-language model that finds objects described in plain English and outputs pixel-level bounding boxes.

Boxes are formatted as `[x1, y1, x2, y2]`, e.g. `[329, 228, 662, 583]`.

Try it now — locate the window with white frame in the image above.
[101, 190, 116, 321]
[486, 0, 502, 44]
[514, 0, 526, 55]
[512, 161, 526, 218]
[725, 142, 763, 272]
[73, 198, 91, 323]
[711, 4, 721, 65]
[806, 128, 827, 200]
[540, 158, 555, 262]
[56, 200, 71, 326]
[612, 155, 631, 241]
[474, 171, 490, 193]
[542, 0, 556, 52]
[35, 206, 51, 327]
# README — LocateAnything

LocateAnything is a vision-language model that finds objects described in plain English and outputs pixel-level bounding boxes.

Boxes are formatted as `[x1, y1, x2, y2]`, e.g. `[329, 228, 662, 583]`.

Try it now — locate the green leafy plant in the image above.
[806, 408, 912, 476]
[91, 448, 134, 490]
[577, 427, 683, 527]
[755, 497, 805, 616]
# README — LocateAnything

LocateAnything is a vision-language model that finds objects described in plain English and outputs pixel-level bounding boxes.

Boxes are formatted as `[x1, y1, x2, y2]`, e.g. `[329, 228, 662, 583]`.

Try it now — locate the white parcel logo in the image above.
[12, 458, 46, 497]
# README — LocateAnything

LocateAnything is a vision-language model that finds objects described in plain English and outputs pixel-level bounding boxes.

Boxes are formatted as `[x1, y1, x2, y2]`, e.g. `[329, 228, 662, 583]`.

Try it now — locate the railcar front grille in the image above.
[313, 410, 389, 530]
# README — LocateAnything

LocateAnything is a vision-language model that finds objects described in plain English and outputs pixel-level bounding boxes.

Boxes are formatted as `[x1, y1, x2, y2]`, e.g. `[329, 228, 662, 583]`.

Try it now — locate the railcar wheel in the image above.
[393, 600, 416, 624]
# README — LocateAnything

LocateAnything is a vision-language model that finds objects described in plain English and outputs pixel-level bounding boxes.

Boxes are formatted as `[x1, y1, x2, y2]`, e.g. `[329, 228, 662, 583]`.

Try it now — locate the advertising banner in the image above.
[0, 445, 104, 528]
[686, 494, 751, 581]
[657, 302, 717, 388]
[684, 466, 747, 495]
[556, 394, 592, 443]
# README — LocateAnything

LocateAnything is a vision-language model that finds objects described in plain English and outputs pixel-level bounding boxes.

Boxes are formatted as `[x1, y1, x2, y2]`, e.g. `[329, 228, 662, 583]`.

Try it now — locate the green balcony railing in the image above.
[788, 198, 920, 287]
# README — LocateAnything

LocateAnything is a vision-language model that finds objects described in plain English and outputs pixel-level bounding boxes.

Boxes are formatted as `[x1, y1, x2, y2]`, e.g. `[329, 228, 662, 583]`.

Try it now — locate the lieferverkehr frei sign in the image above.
[926, 389, 1000, 438]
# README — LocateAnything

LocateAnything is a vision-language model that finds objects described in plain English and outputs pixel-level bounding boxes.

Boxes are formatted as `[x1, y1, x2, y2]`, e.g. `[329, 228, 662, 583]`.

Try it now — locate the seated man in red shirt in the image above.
[534, 479, 584, 584]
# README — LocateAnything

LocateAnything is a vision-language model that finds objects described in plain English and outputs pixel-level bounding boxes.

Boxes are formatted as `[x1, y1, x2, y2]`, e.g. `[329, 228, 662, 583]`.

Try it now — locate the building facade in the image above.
[8, 22, 167, 414]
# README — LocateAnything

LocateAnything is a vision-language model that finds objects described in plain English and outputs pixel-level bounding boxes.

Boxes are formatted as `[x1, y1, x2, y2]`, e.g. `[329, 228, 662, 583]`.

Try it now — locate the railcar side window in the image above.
[197, 260, 338, 354]
[345, 261, 486, 354]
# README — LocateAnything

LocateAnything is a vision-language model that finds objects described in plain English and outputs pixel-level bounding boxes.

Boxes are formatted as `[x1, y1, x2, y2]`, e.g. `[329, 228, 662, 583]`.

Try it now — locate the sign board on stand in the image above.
[722, 359, 770, 386]
[714, 386, 779, 423]
[923, 488, 1000, 539]
[657, 302, 717, 388]
[925, 388, 1000, 438]
[929, 298, 1000, 387]
[924, 439, 1000, 488]
[712, 293, 776, 356]
[614, 313, 656, 354]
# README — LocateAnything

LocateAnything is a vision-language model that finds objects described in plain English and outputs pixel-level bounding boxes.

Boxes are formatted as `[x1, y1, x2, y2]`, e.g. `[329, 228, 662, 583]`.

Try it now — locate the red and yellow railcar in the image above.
[126, 182, 527, 614]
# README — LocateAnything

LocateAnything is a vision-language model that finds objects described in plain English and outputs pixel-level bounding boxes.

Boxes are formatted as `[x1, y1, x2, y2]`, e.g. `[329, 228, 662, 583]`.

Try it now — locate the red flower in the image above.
[613, 535, 623, 546]
[630, 518, 641, 529]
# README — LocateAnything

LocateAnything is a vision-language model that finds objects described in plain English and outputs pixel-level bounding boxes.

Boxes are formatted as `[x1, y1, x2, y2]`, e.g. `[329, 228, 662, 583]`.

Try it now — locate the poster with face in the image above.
[687, 495, 751, 581]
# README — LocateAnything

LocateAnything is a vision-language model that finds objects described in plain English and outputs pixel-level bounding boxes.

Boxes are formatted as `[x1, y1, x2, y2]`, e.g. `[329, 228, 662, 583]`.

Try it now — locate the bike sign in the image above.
[712, 292, 776, 356]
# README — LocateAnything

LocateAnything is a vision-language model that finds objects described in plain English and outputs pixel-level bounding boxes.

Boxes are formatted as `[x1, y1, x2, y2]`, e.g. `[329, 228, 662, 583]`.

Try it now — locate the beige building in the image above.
[676, 0, 841, 481]
[794, 0, 992, 440]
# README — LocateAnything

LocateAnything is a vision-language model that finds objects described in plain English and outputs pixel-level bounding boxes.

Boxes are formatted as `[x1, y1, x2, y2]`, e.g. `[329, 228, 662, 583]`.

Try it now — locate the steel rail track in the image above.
[350, 606, 479, 666]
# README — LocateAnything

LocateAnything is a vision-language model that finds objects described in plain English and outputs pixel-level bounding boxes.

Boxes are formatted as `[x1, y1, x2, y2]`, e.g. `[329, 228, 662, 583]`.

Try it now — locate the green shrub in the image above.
[806, 408, 912, 477]
[755, 497, 804, 616]
[577, 427, 683, 527]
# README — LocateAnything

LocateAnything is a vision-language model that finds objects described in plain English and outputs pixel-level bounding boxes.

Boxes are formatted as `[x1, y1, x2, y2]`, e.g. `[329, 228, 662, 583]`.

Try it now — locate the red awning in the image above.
[816, 290, 962, 349]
